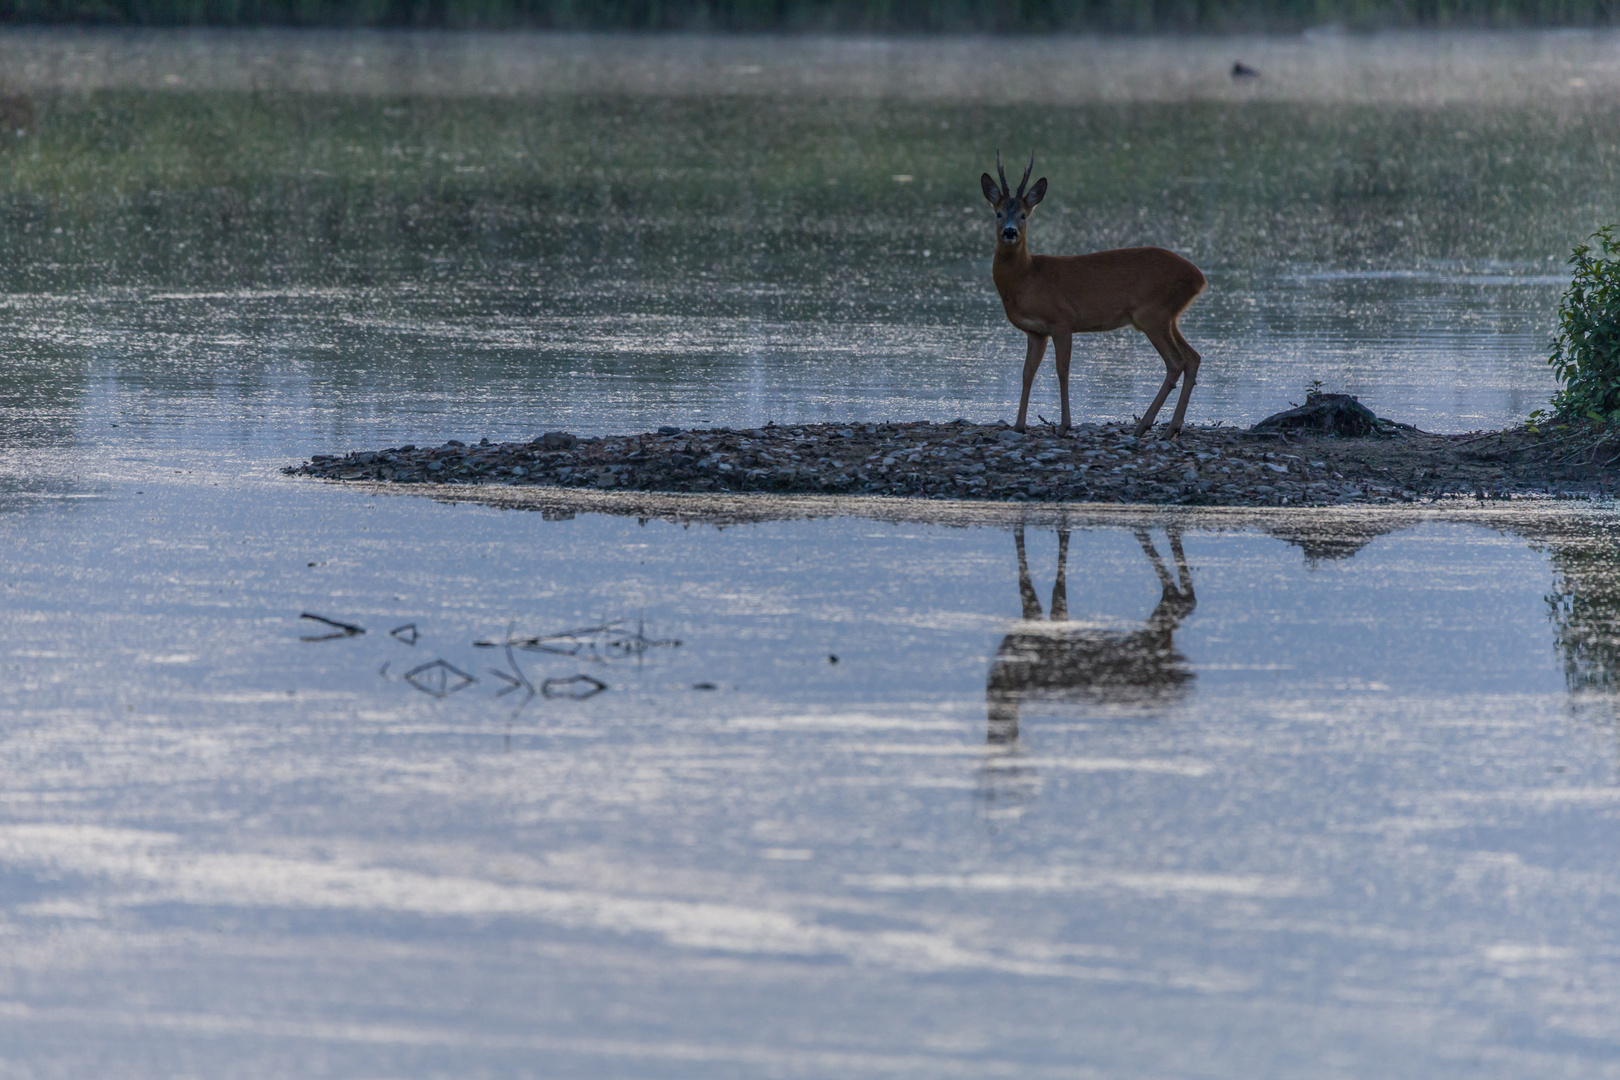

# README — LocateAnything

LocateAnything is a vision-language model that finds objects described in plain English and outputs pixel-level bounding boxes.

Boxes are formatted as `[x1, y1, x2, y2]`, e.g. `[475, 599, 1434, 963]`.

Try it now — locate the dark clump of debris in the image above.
[1251, 393, 1408, 438]
[284, 412, 1620, 509]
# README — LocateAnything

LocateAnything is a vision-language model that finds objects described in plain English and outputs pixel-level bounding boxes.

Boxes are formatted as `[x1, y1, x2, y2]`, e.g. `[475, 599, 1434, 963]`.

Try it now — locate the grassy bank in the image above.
[1, 0, 1616, 31]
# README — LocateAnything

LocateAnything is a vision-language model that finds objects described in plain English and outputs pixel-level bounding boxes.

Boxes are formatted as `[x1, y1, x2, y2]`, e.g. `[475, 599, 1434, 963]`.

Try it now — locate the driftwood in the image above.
[1250, 393, 1401, 438]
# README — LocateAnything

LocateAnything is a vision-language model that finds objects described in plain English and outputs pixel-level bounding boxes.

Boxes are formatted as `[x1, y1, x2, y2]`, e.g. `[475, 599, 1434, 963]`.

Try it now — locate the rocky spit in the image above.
[283, 419, 1612, 506]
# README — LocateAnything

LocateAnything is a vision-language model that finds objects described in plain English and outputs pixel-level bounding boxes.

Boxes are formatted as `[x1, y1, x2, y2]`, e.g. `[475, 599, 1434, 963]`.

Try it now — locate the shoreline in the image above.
[283, 419, 1618, 509]
[331, 481, 1620, 533]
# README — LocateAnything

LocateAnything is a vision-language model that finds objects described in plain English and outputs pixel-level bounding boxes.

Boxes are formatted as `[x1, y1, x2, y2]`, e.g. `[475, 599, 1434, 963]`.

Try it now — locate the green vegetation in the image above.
[2, 90, 1616, 291]
[1548, 226, 1620, 421]
[0, 0, 1615, 30]
[1536, 518, 1620, 703]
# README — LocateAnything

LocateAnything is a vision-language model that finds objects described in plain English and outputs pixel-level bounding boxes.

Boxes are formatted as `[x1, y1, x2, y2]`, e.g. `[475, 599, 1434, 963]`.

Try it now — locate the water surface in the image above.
[7, 484, 1620, 1076]
[6, 29, 1620, 1077]
[4, 28, 1619, 458]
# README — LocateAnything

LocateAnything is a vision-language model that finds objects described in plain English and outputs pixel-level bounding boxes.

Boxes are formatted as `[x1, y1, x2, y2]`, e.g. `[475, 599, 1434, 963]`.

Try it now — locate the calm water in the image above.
[6, 27, 1620, 1077]
[8, 485, 1620, 1077]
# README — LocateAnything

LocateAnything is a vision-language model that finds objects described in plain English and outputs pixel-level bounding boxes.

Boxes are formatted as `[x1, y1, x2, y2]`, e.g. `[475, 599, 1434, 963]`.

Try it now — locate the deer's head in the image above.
[981, 151, 1047, 249]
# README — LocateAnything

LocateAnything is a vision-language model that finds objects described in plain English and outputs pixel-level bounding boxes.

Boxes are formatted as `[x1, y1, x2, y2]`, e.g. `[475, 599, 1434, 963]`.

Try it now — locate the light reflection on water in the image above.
[5, 484, 1620, 1074]
[0, 264, 1570, 475]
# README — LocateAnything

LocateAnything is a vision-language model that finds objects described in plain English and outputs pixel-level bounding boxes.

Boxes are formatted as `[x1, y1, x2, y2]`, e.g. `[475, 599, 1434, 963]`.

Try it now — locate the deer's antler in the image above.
[1016, 153, 1034, 199]
[995, 150, 1009, 199]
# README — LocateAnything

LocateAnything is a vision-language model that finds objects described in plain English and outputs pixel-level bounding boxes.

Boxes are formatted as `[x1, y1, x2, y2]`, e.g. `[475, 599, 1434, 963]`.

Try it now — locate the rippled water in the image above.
[9, 483, 1620, 1076]
[5, 28, 1620, 1078]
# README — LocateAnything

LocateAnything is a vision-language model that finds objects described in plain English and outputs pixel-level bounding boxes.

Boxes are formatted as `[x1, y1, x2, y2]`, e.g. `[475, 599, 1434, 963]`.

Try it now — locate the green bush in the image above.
[1549, 225, 1620, 422]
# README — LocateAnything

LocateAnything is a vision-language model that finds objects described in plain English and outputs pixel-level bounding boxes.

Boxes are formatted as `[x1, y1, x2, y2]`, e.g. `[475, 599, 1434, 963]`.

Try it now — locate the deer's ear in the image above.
[1024, 177, 1048, 209]
[980, 173, 1002, 204]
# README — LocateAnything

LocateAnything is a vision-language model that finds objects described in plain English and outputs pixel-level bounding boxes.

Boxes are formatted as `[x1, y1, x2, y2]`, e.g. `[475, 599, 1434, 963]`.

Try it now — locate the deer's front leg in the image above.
[1014, 332, 1048, 433]
[1052, 331, 1073, 435]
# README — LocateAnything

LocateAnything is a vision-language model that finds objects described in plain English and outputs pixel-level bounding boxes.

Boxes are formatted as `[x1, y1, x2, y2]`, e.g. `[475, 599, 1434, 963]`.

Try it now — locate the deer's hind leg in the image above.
[1050, 528, 1070, 621]
[1133, 321, 1187, 437]
[1164, 319, 1203, 436]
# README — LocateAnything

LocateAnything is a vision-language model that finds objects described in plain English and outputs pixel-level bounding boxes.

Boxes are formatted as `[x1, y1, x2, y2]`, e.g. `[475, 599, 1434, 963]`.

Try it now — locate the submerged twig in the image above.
[403, 659, 476, 698]
[540, 674, 607, 700]
[476, 619, 679, 660]
[490, 624, 538, 704]
[300, 612, 365, 641]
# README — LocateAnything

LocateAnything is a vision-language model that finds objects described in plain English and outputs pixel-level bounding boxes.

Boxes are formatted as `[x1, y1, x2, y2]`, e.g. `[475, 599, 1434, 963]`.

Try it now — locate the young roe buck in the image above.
[981, 153, 1208, 437]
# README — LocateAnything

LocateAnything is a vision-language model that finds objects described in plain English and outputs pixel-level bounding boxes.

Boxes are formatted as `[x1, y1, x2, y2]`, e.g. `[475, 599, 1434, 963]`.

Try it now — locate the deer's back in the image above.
[1041, 246, 1204, 298]
[1019, 246, 1206, 331]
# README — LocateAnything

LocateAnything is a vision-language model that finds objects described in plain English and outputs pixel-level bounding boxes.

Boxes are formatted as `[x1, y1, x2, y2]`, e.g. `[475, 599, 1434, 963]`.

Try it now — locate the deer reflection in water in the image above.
[987, 524, 1197, 745]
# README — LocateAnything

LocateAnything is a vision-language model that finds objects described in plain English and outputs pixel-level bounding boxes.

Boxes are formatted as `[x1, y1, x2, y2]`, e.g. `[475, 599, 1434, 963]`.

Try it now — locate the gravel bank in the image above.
[284, 420, 1615, 507]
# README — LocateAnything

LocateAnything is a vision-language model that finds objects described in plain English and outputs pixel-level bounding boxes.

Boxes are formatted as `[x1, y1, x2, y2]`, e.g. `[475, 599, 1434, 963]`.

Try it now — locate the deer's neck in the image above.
[991, 241, 1034, 299]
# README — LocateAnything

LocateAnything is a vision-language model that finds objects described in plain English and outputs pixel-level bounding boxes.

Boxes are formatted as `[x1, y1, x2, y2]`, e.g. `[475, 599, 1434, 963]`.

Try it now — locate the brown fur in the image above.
[983, 165, 1207, 436]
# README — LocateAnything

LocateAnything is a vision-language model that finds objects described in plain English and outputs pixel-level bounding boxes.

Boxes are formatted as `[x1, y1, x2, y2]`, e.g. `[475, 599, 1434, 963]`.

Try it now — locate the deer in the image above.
[986, 523, 1196, 745]
[981, 153, 1208, 438]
